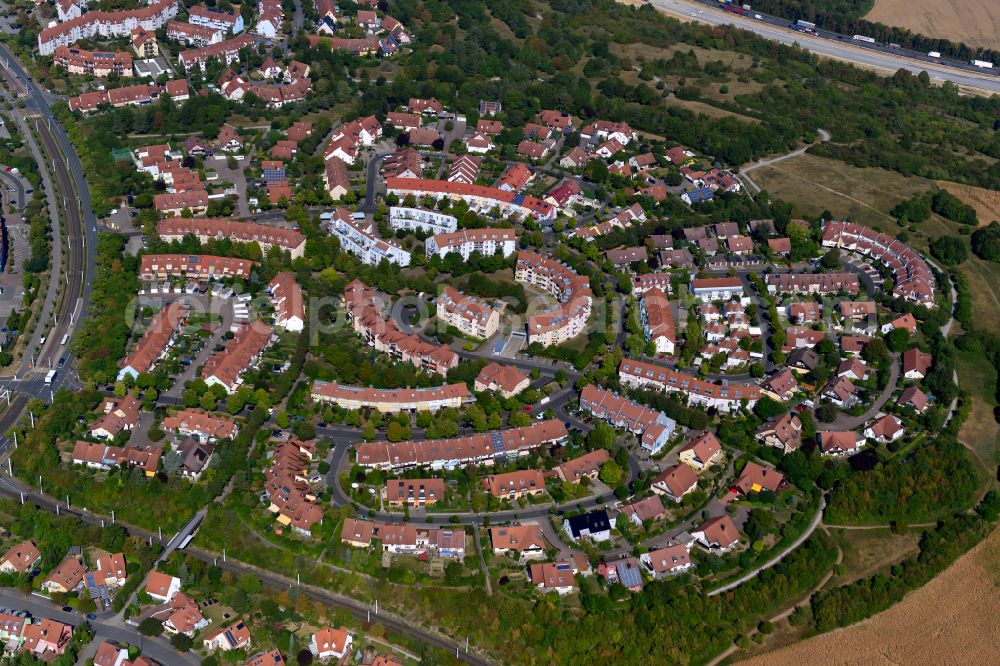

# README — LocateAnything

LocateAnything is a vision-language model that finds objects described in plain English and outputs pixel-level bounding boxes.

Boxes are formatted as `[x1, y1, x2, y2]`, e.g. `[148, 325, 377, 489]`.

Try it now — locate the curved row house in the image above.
[515, 251, 593, 347]
[386, 177, 556, 221]
[424, 228, 517, 261]
[355, 419, 568, 471]
[38, 0, 178, 55]
[342, 279, 458, 375]
[618, 358, 761, 412]
[118, 300, 189, 380]
[310, 381, 472, 413]
[157, 218, 306, 258]
[822, 221, 936, 306]
[139, 254, 257, 280]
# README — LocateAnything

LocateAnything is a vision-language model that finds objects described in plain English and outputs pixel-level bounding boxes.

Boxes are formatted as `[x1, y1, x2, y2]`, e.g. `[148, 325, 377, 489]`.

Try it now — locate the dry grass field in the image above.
[936, 181, 1000, 226]
[866, 0, 1000, 52]
[736, 525, 1000, 666]
[750, 154, 934, 226]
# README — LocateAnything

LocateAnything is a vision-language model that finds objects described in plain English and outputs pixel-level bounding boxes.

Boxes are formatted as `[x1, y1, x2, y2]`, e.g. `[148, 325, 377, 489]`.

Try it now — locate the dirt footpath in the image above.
[736, 525, 1000, 665]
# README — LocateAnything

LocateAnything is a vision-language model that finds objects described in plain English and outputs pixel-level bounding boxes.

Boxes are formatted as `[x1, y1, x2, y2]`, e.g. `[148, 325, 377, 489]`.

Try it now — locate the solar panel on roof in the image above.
[491, 432, 504, 453]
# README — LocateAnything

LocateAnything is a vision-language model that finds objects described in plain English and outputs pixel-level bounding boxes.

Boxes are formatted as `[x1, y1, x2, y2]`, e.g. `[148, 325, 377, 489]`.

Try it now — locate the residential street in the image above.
[0, 588, 198, 666]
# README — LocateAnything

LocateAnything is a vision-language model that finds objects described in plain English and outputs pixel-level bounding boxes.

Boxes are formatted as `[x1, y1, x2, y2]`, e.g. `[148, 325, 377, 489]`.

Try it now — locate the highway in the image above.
[646, 0, 1000, 93]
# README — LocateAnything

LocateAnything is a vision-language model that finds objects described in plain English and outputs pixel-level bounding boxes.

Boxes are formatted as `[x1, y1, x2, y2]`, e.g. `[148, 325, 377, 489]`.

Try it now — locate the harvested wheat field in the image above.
[866, 0, 1000, 51]
[736, 526, 1000, 666]
[936, 181, 1000, 226]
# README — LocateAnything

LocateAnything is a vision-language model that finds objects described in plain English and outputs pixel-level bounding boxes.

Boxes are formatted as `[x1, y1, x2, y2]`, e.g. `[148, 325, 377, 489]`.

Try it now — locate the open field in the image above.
[936, 180, 1000, 226]
[736, 525, 1000, 666]
[956, 349, 1000, 474]
[866, 0, 1000, 52]
[750, 153, 934, 226]
[827, 527, 922, 588]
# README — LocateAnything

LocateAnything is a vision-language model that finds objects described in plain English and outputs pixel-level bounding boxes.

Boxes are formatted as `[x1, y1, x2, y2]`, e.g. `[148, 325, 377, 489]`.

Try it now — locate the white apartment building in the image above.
[425, 228, 517, 261]
[389, 207, 458, 235]
[38, 0, 178, 56]
[327, 209, 411, 267]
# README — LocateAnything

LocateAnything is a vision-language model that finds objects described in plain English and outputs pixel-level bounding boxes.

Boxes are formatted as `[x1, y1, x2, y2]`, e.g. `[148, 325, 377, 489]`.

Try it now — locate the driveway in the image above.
[817, 354, 900, 431]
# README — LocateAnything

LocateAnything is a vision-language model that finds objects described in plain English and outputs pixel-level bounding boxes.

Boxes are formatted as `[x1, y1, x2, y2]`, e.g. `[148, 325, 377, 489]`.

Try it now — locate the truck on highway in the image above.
[44, 369, 56, 385]
[928, 51, 941, 59]
[852, 35, 876, 44]
[720, 2, 750, 16]
[972, 59, 995, 69]
[795, 19, 816, 35]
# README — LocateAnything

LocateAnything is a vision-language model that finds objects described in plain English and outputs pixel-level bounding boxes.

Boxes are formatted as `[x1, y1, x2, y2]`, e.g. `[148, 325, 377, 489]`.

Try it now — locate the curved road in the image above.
[707, 496, 826, 596]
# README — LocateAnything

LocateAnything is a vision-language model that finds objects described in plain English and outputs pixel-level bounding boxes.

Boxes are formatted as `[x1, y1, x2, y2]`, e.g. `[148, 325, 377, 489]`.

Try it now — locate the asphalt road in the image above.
[0, 42, 97, 392]
[0, 588, 198, 666]
[650, 0, 1000, 93]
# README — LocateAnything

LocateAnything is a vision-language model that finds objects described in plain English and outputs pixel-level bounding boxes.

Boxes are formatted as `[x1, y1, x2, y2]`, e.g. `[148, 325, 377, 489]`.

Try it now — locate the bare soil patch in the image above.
[866, 0, 1000, 52]
[936, 181, 1000, 226]
[736, 525, 1000, 666]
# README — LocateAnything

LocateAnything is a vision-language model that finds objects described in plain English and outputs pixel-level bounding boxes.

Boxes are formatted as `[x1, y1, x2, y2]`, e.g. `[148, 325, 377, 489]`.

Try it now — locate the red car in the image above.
[522, 405, 532, 413]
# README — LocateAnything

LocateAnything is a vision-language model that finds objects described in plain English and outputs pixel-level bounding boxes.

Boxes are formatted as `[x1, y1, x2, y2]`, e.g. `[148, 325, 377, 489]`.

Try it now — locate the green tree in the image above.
[171, 632, 193, 651]
[599, 459, 624, 487]
[929, 235, 968, 265]
[885, 327, 910, 352]
[137, 618, 163, 637]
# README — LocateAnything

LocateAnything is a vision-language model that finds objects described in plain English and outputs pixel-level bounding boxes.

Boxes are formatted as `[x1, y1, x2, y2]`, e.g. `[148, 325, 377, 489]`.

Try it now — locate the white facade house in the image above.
[690, 277, 744, 302]
[327, 209, 411, 267]
[389, 207, 458, 235]
[424, 228, 517, 261]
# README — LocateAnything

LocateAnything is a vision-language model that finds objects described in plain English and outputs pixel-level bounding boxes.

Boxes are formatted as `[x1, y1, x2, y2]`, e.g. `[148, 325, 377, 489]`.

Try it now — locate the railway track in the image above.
[32, 117, 84, 368]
